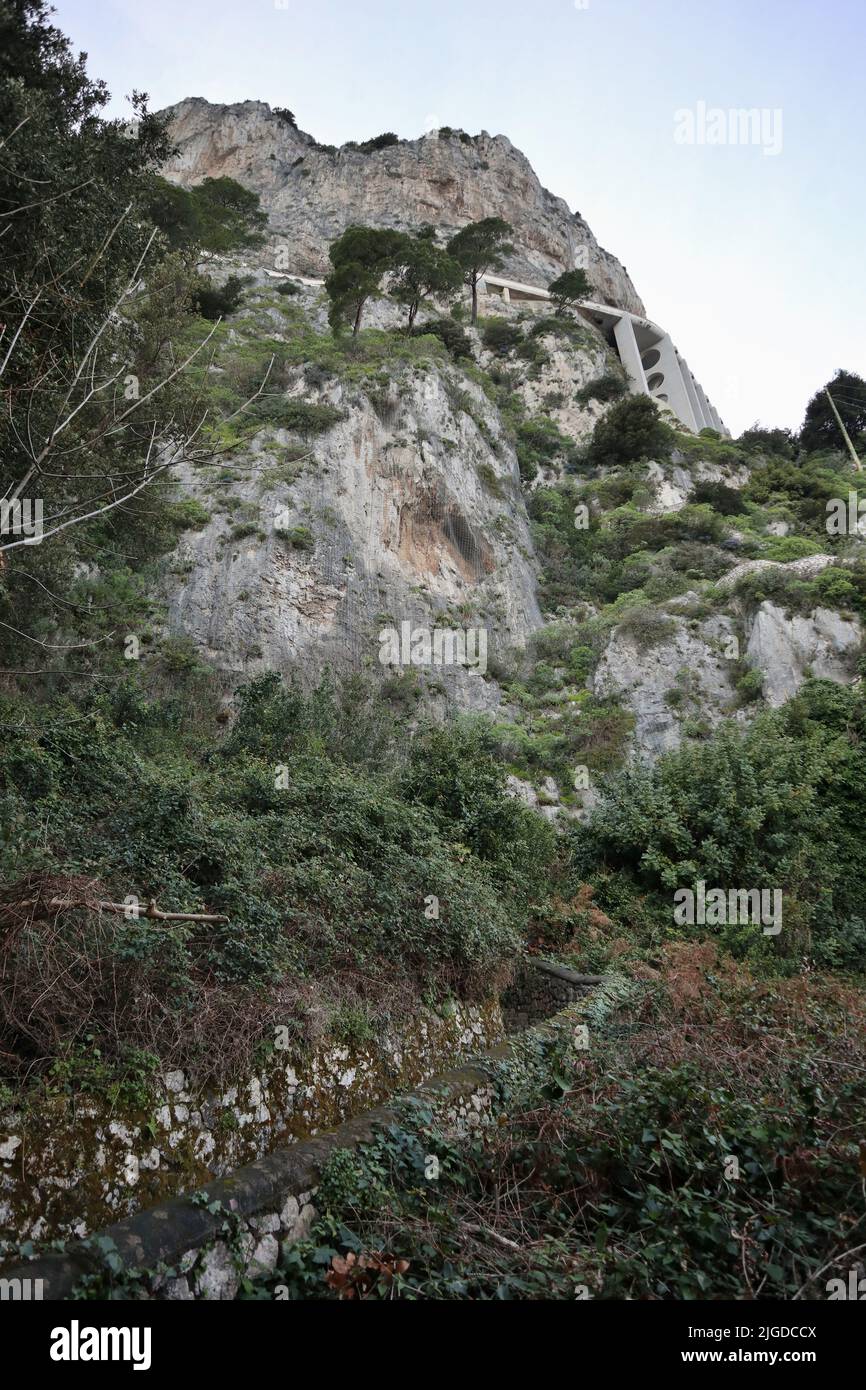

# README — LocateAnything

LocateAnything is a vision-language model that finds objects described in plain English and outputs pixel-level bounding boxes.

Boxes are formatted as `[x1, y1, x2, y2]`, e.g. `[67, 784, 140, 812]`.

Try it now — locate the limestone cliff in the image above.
[159, 98, 645, 314]
[589, 469, 862, 759]
[157, 261, 863, 780]
[160, 276, 552, 710]
[151, 100, 864, 792]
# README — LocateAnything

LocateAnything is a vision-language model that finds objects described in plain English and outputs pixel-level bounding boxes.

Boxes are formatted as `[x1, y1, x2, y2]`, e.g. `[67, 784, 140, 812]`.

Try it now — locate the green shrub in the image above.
[252, 957, 866, 1301]
[669, 541, 732, 580]
[515, 416, 577, 482]
[736, 667, 764, 703]
[380, 670, 423, 710]
[813, 566, 859, 609]
[690, 479, 747, 515]
[575, 372, 628, 407]
[0, 676, 538, 1086]
[159, 635, 205, 673]
[738, 425, 795, 458]
[528, 315, 592, 346]
[587, 394, 675, 467]
[812, 562, 866, 619]
[280, 524, 314, 550]
[481, 317, 524, 356]
[514, 335, 550, 370]
[476, 461, 505, 496]
[615, 602, 676, 650]
[166, 498, 211, 530]
[414, 317, 473, 360]
[400, 719, 556, 901]
[262, 400, 345, 435]
[743, 456, 849, 536]
[761, 534, 825, 563]
[348, 132, 400, 153]
[146, 176, 267, 253]
[192, 274, 248, 321]
[571, 682, 866, 968]
[731, 560, 866, 622]
[228, 521, 263, 541]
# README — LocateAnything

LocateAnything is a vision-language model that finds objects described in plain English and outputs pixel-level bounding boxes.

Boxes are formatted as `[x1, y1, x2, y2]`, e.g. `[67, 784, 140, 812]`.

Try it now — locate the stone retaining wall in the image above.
[0, 1000, 502, 1248]
[502, 957, 603, 1031]
[0, 997, 590, 1301]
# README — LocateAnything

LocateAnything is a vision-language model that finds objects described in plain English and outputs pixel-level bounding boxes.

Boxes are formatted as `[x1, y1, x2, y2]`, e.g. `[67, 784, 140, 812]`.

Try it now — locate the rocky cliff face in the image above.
[159, 98, 645, 314]
[160, 276, 552, 710]
[590, 477, 862, 759]
[151, 101, 864, 802]
[157, 260, 863, 786]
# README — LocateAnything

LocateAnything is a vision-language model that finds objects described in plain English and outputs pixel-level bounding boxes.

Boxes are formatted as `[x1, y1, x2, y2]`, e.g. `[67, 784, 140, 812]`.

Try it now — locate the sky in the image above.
[50, 0, 866, 436]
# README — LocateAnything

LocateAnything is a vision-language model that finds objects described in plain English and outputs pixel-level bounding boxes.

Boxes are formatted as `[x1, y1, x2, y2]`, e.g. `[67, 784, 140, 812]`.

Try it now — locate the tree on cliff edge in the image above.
[324, 225, 404, 335]
[548, 268, 593, 315]
[447, 218, 513, 325]
[389, 235, 462, 331]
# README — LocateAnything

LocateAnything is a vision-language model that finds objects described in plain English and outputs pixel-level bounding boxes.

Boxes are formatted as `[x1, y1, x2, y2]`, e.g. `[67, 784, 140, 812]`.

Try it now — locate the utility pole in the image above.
[825, 390, 862, 471]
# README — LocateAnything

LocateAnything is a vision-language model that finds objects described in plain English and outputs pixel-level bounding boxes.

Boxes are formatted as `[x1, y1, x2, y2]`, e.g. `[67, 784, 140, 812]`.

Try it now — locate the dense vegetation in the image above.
[567, 680, 866, 972]
[323, 217, 515, 334]
[0, 0, 269, 670]
[249, 945, 866, 1300]
[0, 674, 553, 1089]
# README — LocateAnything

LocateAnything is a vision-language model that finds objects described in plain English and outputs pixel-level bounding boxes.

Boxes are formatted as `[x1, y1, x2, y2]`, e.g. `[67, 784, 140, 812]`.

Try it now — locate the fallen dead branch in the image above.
[11, 896, 228, 924]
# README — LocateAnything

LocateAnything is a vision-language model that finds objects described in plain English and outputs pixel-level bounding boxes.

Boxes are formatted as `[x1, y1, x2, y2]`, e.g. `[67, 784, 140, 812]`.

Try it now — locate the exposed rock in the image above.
[280, 1194, 316, 1244]
[121, 1154, 139, 1186]
[1, 1001, 501, 1245]
[645, 460, 693, 514]
[193, 1242, 241, 1301]
[245, 1234, 279, 1280]
[595, 586, 862, 758]
[594, 614, 739, 756]
[279, 1195, 300, 1233]
[163, 358, 541, 707]
[716, 553, 836, 592]
[504, 774, 538, 808]
[537, 776, 560, 804]
[694, 461, 749, 487]
[146, 102, 866, 785]
[745, 603, 861, 706]
[510, 325, 614, 452]
[160, 98, 645, 314]
[645, 458, 749, 515]
[163, 1277, 194, 1301]
[250, 1212, 281, 1236]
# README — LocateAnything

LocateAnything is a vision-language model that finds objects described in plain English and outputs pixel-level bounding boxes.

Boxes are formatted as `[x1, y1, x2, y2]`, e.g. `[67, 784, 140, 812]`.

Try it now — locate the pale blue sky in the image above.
[52, 0, 865, 435]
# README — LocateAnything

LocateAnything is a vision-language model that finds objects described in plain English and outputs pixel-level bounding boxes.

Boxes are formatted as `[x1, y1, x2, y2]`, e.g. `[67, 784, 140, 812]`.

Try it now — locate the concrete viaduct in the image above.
[479, 273, 729, 436]
[266, 266, 729, 437]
